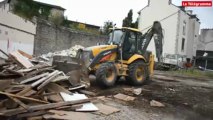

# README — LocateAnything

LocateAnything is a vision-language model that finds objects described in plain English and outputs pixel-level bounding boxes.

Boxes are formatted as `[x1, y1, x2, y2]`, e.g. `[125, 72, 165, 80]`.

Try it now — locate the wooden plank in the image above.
[46, 83, 71, 94]
[20, 72, 49, 84]
[4, 85, 26, 94]
[27, 116, 43, 120]
[0, 72, 20, 77]
[37, 71, 61, 90]
[18, 50, 33, 59]
[0, 98, 92, 116]
[0, 91, 48, 104]
[8, 96, 29, 110]
[18, 66, 54, 82]
[45, 83, 71, 102]
[16, 86, 33, 96]
[17, 111, 47, 118]
[9, 51, 34, 68]
[31, 70, 58, 87]
[0, 80, 13, 91]
[5, 68, 24, 76]
[17, 68, 34, 73]
[52, 76, 69, 82]
[68, 84, 86, 91]
[55, 104, 83, 111]
[78, 90, 97, 97]
[43, 110, 91, 120]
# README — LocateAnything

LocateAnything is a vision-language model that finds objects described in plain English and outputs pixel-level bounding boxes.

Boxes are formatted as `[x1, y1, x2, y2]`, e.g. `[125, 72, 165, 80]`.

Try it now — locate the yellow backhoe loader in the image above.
[76, 21, 163, 87]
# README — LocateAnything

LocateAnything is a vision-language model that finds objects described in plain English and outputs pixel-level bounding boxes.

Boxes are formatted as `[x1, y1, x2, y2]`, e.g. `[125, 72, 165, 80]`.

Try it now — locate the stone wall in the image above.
[34, 19, 108, 55]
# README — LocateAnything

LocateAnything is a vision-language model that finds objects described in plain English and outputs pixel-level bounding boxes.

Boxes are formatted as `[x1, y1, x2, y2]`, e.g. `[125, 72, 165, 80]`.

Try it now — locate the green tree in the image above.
[122, 9, 133, 27]
[131, 17, 139, 29]
[101, 21, 113, 35]
[13, 0, 51, 20]
[122, 9, 138, 28]
[13, 0, 39, 19]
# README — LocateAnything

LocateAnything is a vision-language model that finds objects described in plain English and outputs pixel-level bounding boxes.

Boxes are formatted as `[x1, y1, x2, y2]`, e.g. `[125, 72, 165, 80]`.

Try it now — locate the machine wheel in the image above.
[127, 60, 148, 85]
[96, 62, 117, 88]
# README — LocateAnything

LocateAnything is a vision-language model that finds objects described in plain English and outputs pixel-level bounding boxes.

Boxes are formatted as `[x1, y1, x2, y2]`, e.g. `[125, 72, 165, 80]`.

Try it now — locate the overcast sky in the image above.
[2, 0, 212, 28]
[34, 0, 148, 27]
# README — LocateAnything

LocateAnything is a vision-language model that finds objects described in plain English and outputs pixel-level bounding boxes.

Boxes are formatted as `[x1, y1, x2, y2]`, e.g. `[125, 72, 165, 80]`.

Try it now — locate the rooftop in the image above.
[68, 20, 100, 29]
[33, 0, 66, 10]
[1, 0, 66, 10]
[110, 27, 141, 32]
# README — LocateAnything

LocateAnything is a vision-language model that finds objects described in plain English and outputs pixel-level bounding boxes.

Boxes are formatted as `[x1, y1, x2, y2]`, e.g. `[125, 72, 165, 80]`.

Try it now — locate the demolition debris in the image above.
[0, 48, 122, 119]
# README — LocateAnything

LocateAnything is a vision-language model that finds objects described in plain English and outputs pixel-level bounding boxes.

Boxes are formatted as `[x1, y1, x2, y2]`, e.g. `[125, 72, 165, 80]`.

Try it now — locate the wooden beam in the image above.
[37, 71, 60, 90]
[31, 70, 58, 87]
[20, 72, 49, 84]
[17, 111, 46, 118]
[78, 90, 97, 97]
[5, 68, 24, 76]
[10, 51, 34, 68]
[0, 91, 48, 104]
[8, 96, 29, 110]
[18, 50, 33, 59]
[0, 98, 92, 116]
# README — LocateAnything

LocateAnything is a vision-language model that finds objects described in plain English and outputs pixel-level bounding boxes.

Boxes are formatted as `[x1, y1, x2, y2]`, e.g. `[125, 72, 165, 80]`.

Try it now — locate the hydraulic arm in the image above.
[140, 21, 163, 62]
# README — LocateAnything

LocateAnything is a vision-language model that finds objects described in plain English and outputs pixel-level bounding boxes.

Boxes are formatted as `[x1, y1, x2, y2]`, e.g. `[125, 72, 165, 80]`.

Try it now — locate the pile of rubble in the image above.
[40, 45, 84, 59]
[0, 49, 99, 119]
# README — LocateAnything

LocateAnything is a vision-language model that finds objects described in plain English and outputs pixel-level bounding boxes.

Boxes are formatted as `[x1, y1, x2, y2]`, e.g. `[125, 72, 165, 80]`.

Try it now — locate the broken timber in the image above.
[0, 91, 48, 104]
[0, 98, 92, 116]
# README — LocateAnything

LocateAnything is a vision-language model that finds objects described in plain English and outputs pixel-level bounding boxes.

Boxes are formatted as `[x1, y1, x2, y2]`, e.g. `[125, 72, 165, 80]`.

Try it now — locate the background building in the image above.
[0, 0, 36, 58]
[138, 0, 200, 61]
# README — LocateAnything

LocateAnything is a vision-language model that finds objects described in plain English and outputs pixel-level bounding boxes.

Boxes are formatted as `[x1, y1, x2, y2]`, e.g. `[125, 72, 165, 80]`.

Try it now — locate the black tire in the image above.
[127, 60, 148, 85]
[96, 62, 117, 88]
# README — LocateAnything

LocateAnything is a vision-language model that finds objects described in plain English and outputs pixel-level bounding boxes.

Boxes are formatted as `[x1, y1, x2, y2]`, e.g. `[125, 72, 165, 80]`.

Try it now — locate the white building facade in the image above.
[0, 1, 36, 58]
[138, 0, 200, 61]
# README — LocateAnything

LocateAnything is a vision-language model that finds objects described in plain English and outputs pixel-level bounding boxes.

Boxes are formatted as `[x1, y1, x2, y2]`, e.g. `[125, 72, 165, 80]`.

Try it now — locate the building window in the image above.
[181, 38, 185, 51]
[183, 21, 186, 35]
[5, 31, 8, 35]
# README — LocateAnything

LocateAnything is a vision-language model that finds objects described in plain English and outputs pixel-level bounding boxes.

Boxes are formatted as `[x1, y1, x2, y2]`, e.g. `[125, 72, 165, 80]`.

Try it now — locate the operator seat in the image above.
[122, 32, 136, 60]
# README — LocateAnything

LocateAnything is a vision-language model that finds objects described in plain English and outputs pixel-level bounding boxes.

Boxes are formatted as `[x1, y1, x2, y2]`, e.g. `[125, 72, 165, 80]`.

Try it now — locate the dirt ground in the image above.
[87, 70, 213, 120]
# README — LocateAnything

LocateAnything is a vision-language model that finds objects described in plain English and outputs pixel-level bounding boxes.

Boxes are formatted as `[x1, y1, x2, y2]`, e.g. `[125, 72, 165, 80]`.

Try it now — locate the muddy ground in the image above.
[87, 71, 213, 120]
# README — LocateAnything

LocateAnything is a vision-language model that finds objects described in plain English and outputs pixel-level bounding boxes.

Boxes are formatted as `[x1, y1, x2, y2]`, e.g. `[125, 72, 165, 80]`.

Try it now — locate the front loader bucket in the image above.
[52, 55, 81, 74]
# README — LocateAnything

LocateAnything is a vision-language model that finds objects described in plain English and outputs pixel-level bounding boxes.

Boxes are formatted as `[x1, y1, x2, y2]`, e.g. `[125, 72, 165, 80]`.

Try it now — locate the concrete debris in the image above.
[150, 100, 165, 107]
[168, 88, 176, 92]
[114, 93, 135, 101]
[60, 92, 98, 112]
[123, 87, 142, 95]
[133, 88, 142, 95]
[41, 45, 84, 59]
[96, 103, 120, 115]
